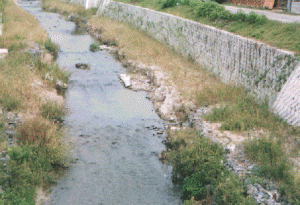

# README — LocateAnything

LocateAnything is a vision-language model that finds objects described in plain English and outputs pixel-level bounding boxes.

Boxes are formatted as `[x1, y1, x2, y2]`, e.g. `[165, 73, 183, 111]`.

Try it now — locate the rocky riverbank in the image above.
[36, 7, 295, 203]
[85, 20, 291, 204]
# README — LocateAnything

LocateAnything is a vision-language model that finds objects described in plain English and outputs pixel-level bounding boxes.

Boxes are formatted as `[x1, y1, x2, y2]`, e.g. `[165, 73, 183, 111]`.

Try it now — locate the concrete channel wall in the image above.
[88, 0, 300, 126]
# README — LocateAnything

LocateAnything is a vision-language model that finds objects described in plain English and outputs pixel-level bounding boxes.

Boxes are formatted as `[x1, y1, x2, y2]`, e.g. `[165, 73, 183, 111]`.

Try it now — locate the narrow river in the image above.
[20, 2, 182, 204]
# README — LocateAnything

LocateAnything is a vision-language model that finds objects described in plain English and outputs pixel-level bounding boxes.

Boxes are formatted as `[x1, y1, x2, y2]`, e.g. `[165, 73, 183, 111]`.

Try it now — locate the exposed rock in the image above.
[67, 13, 78, 22]
[24, 42, 41, 56]
[56, 80, 68, 89]
[0, 48, 8, 59]
[45, 73, 53, 81]
[225, 143, 236, 153]
[75, 63, 90, 70]
[5, 130, 14, 138]
[119, 74, 131, 88]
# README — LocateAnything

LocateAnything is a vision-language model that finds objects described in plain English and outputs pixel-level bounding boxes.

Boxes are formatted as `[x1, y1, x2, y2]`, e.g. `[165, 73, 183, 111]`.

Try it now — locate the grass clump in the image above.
[44, 38, 59, 56]
[41, 101, 66, 123]
[244, 137, 300, 203]
[244, 136, 292, 181]
[34, 59, 70, 87]
[89, 42, 99, 52]
[0, 117, 67, 204]
[165, 129, 255, 204]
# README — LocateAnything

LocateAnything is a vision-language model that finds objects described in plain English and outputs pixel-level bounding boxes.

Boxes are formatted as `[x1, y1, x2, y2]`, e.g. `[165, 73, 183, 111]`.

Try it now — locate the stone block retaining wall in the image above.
[89, 0, 300, 125]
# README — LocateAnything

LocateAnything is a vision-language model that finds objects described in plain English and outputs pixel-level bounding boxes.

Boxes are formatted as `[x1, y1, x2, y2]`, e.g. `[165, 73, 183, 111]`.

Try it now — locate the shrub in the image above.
[166, 130, 254, 203]
[1, 143, 65, 204]
[232, 10, 247, 21]
[245, 11, 267, 24]
[160, 0, 179, 9]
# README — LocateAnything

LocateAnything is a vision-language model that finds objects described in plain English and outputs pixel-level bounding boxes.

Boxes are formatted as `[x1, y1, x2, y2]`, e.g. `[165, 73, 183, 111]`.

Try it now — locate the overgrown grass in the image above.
[0, 117, 67, 204]
[204, 96, 286, 131]
[244, 136, 300, 203]
[115, 0, 300, 54]
[165, 129, 255, 204]
[0, 0, 69, 204]
[0, 0, 48, 48]
[41, 101, 66, 123]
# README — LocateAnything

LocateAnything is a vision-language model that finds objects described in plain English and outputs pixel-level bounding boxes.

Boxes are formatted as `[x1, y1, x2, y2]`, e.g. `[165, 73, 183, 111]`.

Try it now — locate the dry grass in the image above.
[88, 17, 231, 105]
[0, 1, 69, 203]
[42, 0, 86, 14]
[0, 0, 48, 49]
[41, 0, 97, 18]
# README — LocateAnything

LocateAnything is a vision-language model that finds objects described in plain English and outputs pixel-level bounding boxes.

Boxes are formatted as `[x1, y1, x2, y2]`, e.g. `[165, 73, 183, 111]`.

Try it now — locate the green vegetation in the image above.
[1, 118, 67, 204]
[244, 137, 300, 203]
[204, 96, 285, 132]
[41, 101, 66, 123]
[44, 38, 59, 56]
[115, 0, 300, 54]
[89, 42, 100, 52]
[0, 0, 70, 203]
[165, 129, 256, 204]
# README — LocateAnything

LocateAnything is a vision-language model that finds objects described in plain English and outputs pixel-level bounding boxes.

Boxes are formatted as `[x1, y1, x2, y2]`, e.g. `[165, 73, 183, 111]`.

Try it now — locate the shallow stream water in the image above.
[20, 2, 182, 204]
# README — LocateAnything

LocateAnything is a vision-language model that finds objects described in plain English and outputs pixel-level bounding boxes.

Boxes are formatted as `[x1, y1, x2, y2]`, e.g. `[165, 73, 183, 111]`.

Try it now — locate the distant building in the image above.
[226, 0, 288, 10]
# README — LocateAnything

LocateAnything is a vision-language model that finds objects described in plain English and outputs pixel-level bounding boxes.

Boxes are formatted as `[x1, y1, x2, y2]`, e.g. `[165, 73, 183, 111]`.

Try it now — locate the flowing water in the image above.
[20, 2, 182, 204]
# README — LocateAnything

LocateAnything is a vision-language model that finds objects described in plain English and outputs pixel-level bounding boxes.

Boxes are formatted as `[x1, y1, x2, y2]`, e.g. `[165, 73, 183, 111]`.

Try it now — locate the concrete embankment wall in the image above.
[88, 0, 300, 126]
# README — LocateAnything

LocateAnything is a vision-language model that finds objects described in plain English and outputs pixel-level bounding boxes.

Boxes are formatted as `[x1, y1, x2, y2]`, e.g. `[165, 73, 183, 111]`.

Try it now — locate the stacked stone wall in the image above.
[93, 0, 300, 125]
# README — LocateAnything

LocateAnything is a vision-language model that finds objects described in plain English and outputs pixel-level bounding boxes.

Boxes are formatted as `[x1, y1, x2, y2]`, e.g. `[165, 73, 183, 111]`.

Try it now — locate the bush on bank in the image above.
[165, 130, 256, 204]
[158, 0, 267, 24]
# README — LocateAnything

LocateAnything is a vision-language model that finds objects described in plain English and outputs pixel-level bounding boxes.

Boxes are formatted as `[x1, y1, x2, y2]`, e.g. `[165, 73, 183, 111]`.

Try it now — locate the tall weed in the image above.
[41, 101, 66, 123]
[166, 129, 254, 203]
[244, 136, 300, 203]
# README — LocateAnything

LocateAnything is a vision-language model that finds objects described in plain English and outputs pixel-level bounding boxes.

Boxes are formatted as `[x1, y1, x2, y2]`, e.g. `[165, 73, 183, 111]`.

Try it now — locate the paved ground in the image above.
[225, 5, 300, 23]
[292, 2, 300, 14]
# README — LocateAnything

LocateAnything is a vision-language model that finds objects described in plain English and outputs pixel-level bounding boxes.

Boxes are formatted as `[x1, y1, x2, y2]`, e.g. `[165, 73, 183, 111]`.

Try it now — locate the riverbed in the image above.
[20, 2, 182, 204]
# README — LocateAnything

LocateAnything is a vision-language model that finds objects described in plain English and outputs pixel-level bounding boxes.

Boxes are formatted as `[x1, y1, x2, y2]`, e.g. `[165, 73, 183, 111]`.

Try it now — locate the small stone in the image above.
[225, 143, 236, 153]
[99, 45, 109, 51]
[119, 74, 131, 88]
[75, 63, 90, 70]
[0, 49, 8, 59]
[5, 130, 14, 138]
[2, 152, 6, 157]
[45, 73, 53, 81]
[56, 80, 68, 89]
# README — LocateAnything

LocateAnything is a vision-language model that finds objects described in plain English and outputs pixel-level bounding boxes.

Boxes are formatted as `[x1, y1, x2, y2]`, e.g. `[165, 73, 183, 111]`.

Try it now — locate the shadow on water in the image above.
[20, 2, 182, 205]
